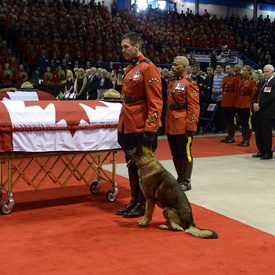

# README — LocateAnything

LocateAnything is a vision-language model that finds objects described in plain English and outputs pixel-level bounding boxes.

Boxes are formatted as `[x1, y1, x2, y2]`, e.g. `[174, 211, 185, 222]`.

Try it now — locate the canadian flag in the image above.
[0, 90, 57, 101]
[0, 100, 122, 152]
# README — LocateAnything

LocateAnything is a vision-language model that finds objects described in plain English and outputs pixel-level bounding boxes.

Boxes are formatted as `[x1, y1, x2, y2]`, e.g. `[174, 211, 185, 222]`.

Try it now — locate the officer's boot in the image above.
[225, 124, 235, 143]
[241, 128, 252, 147]
[220, 124, 231, 143]
[180, 160, 193, 192]
[237, 127, 246, 146]
[123, 187, 146, 218]
[116, 171, 139, 215]
[172, 157, 184, 183]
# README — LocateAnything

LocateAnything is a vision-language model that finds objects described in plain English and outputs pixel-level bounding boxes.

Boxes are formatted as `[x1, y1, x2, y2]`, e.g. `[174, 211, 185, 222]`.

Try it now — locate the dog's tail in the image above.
[185, 225, 218, 239]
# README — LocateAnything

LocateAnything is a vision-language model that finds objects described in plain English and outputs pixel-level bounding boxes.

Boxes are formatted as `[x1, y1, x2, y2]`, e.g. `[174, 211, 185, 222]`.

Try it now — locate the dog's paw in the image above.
[171, 224, 184, 231]
[137, 220, 148, 226]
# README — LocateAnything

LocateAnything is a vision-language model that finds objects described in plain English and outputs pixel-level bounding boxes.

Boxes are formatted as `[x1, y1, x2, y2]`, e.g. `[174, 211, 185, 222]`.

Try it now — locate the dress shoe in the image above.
[240, 140, 249, 147]
[116, 197, 139, 215]
[237, 139, 245, 147]
[123, 202, 145, 218]
[220, 135, 229, 143]
[225, 136, 235, 143]
[260, 153, 273, 160]
[252, 152, 263, 158]
[180, 182, 191, 192]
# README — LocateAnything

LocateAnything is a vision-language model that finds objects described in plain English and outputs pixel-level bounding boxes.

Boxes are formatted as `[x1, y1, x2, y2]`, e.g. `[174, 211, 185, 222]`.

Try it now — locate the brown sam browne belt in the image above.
[224, 89, 234, 93]
[240, 92, 251, 96]
[123, 96, 147, 104]
[168, 103, 187, 111]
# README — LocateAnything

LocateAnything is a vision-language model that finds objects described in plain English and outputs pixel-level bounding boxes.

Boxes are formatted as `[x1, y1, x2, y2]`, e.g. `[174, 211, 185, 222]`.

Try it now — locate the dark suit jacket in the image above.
[203, 75, 214, 104]
[86, 75, 98, 100]
[252, 77, 275, 119]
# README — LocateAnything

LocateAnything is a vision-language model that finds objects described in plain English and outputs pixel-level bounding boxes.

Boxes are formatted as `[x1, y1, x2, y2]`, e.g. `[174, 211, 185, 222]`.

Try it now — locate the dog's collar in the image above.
[126, 159, 135, 168]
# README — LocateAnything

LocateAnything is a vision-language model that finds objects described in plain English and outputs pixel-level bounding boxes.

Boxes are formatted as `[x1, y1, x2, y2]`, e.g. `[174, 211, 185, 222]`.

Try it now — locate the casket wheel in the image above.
[89, 181, 100, 194]
[0, 201, 13, 215]
[106, 189, 117, 202]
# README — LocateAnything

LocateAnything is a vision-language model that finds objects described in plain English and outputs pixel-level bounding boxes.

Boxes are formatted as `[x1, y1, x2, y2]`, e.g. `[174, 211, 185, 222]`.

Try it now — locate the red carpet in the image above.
[1, 135, 274, 274]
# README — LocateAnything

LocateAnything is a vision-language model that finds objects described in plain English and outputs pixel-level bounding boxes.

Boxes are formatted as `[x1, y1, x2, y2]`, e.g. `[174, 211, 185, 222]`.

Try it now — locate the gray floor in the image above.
[104, 134, 275, 236]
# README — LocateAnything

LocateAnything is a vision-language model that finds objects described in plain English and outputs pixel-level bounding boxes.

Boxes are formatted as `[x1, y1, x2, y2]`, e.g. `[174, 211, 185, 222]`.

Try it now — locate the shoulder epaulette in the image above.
[143, 58, 152, 65]
[186, 77, 193, 83]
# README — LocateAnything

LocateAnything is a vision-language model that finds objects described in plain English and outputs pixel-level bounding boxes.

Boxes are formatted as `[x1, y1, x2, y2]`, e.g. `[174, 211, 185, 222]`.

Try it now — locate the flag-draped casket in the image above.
[0, 100, 122, 152]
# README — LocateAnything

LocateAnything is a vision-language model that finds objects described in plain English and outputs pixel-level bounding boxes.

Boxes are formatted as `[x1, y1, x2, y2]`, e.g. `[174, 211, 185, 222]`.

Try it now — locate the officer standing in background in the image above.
[235, 65, 257, 147]
[116, 32, 163, 217]
[220, 64, 238, 143]
[166, 56, 200, 191]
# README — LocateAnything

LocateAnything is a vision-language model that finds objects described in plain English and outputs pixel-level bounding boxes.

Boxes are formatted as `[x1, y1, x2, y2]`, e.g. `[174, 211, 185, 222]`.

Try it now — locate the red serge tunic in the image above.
[165, 75, 200, 135]
[117, 54, 163, 134]
[221, 75, 238, 107]
[235, 77, 257, 109]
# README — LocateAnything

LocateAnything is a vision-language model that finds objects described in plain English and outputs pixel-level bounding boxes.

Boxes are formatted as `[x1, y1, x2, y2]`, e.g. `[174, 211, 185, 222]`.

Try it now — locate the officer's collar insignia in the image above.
[176, 76, 183, 80]
[131, 58, 138, 63]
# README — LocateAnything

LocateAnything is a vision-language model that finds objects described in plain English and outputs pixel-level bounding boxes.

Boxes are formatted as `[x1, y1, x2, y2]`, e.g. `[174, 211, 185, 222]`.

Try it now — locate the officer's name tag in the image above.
[176, 83, 185, 90]
[264, 87, 272, 93]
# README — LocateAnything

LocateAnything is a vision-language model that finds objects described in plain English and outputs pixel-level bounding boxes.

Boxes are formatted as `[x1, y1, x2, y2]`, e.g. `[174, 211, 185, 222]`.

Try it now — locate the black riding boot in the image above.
[172, 157, 184, 183]
[180, 160, 193, 192]
[123, 187, 146, 218]
[116, 172, 139, 215]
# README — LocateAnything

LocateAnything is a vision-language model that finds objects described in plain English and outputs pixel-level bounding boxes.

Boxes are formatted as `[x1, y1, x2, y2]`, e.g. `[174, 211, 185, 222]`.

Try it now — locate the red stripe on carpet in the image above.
[1, 174, 274, 274]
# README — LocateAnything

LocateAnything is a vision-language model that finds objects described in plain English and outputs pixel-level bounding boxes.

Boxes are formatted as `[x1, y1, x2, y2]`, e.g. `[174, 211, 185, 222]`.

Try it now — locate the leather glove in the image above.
[142, 130, 156, 148]
[186, 130, 196, 136]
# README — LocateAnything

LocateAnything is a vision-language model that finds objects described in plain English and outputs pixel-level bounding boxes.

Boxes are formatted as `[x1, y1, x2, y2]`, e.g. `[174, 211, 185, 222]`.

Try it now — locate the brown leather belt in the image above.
[224, 90, 234, 93]
[240, 92, 251, 96]
[168, 103, 187, 111]
[123, 96, 147, 104]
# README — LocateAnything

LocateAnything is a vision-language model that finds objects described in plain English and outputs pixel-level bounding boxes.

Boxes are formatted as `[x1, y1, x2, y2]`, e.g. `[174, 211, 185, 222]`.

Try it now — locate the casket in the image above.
[0, 100, 122, 152]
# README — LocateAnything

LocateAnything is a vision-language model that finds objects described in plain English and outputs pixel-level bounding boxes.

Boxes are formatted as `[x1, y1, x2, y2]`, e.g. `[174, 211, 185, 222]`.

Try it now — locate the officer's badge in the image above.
[134, 70, 141, 79]
[264, 87, 272, 93]
[191, 90, 198, 96]
[176, 83, 185, 91]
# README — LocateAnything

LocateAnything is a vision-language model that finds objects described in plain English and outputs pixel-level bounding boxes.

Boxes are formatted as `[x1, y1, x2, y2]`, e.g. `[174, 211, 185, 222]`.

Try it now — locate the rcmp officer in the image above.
[220, 64, 238, 143]
[166, 56, 200, 191]
[116, 32, 163, 217]
[235, 65, 257, 147]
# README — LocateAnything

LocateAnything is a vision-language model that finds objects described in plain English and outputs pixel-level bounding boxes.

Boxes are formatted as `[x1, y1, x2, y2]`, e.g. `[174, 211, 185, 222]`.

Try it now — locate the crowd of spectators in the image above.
[0, 0, 274, 86]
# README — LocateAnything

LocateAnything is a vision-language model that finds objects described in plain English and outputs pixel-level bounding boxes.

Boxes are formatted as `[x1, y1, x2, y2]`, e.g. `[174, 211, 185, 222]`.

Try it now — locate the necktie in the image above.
[257, 80, 268, 103]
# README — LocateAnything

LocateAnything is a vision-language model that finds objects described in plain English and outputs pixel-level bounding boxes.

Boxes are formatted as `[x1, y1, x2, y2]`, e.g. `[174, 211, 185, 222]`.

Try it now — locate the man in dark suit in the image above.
[86, 67, 99, 100]
[203, 66, 214, 104]
[252, 64, 275, 160]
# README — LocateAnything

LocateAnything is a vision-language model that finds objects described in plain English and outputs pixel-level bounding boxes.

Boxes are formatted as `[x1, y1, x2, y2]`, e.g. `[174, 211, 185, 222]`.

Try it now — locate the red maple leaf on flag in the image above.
[24, 100, 108, 136]
[0, 92, 11, 101]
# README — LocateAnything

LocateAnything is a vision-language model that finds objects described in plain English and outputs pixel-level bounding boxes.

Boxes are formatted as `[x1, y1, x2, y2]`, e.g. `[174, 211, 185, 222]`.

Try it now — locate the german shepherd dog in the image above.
[128, 142, 218, 239]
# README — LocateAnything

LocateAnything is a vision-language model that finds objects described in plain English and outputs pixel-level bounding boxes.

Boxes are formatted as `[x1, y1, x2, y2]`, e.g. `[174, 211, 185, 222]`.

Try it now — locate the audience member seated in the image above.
[15, 64, 29, 85]
[42, 66, 54, 84]
[0, 63, 14, 84]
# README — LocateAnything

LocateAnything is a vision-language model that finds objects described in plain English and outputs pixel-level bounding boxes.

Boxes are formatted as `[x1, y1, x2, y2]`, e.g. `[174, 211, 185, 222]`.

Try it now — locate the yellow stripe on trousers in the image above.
[186, 135, 192, 162]
[248, 109, 252, 129]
